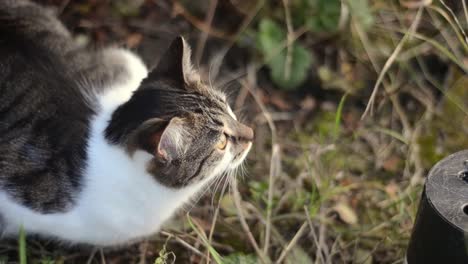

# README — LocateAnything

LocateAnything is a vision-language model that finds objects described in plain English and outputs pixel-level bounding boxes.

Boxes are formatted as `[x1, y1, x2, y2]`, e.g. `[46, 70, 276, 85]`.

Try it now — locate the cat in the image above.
[0, 0, 253, 246]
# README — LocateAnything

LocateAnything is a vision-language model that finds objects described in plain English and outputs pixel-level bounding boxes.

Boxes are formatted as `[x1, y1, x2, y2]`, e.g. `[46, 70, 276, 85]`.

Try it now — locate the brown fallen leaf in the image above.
[382, 156, 401, 172]
[334, 202, 358, 225]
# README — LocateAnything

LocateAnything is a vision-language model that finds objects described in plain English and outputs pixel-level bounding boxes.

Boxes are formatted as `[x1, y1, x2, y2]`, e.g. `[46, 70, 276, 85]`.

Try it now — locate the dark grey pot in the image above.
[407, 150, 468, 264]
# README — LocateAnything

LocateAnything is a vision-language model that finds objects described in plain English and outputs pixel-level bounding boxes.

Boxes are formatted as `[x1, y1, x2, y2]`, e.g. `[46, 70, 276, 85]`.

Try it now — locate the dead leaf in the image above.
[334, 202, 358, 225]
[300, 96, 316, 111]
[385, 182, 399, 199]
[382, 156, 401, 172]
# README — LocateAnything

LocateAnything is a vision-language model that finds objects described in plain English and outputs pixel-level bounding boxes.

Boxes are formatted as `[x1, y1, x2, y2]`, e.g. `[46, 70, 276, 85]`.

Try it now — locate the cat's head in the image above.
[105, 37, 253, 188]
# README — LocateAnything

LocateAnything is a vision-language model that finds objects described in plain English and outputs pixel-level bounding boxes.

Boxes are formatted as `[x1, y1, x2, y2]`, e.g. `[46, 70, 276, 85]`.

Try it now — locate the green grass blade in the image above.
[186, 214, 224, 264]
[18, 226, 27, 264]
[403, 30, 467, 73]
[334, 93, 348, 140]
[374, 127, 408, 145]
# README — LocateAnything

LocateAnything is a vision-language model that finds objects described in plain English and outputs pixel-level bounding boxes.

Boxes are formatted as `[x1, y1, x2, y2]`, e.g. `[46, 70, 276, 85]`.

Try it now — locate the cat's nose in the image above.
[239, 124, 254, 142]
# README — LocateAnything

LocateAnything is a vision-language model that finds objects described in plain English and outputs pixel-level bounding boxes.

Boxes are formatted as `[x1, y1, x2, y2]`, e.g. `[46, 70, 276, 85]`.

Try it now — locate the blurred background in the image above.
[2, 0, 468, 263]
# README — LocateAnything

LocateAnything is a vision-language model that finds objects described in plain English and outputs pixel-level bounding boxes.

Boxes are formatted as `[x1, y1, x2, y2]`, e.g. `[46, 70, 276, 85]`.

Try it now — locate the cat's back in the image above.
[0, 2, 94, 213]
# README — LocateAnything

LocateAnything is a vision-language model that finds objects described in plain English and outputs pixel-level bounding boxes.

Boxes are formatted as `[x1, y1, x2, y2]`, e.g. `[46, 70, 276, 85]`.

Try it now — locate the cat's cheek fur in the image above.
[0, 49, 229, 246]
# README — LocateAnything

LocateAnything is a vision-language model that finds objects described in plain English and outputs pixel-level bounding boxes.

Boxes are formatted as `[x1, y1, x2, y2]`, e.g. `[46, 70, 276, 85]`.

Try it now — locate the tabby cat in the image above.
[0, 0, 253, 245]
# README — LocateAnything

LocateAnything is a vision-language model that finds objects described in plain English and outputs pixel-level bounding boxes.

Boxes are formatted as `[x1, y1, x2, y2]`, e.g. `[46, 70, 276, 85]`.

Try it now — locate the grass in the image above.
[19, 227, 27, 264]
[1, 0, 468, 263]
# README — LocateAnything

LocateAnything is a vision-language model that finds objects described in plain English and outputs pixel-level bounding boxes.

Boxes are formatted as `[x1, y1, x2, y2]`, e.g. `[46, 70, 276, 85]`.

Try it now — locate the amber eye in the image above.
[216, 133, 228, 150]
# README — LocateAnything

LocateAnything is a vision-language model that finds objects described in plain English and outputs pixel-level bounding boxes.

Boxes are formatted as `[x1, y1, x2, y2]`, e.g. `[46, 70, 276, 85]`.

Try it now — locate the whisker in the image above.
[184, 174, 221, 213]
[210, 172, 228, 206]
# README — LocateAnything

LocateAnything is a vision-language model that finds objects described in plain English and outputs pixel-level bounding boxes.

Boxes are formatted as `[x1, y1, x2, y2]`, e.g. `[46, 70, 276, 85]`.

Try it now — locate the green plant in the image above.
[257, 18, 313, 89]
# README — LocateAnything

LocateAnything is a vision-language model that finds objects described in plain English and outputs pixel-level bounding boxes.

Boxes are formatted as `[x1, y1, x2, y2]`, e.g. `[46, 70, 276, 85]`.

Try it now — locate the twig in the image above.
[399, 0, 432, 9]
[86, 248, 97, 264]
[234, 83, 250, 110]
[138, 240, 149, 264]
[195, 0, 218, 66]
[57, 0, 71, 15]
[282, 0, 294, 80]
[316, 212, 328, 264]
[99, 248, 106, 264]
[275, 222, 308, 264]
[361, 7, 424, 120]
[242, 65, 278, 257]
[206, 181, 229, 264]
[304, 206, 326, 264]
[208, 0, 265, 80]
[427, 6, 467, 56]
[160, 231, 205, 258]
[440, 0, 468, 46]
[263, 144, 280, 256]
[463, 0, 468, 26]
[172, 0, 234, 40]
[232, 180, 270, 264]
[213, 25, 309, 88]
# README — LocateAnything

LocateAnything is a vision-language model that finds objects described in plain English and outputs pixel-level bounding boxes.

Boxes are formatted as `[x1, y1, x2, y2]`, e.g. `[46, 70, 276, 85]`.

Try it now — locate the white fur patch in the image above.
[0, 49, 241, 246]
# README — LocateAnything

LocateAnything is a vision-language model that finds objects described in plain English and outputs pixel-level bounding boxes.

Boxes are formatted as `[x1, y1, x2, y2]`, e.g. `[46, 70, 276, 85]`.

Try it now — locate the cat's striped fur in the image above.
[0, 0, 253, 245]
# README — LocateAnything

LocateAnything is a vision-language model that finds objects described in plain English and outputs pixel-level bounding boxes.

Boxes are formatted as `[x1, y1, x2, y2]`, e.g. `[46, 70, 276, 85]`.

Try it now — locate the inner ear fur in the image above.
[126, 117, 189, 163]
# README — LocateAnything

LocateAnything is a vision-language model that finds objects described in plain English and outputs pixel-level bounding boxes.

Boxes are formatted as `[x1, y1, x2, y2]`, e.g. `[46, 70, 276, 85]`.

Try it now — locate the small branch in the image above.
[440, 0, 468, 47]
[99, 249, 107, 264]
[263, 144, 281, 256]
[304, 206, 326, 264]
[201, 0, 265, 80]
[361, 7, 424, 120]
[241, 65, 279, 257]
[399, 0, 432, 9]
[282, 0, 294, 80]
[275, 222, 308, 264]
[463, 0, 468, 27]
[160, 231, 205, 258]
[172, 0, 234, 40]
[206, 181, 228, 263]
[232, 180, 270, 264]
[86, 248, 97, 264]
[138, 240, 149, 264]
[195, 0, 218, 66]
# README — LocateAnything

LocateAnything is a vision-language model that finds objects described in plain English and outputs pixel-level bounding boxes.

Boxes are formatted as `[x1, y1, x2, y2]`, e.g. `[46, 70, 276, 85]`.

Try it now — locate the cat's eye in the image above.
[216, 133, 228, 150]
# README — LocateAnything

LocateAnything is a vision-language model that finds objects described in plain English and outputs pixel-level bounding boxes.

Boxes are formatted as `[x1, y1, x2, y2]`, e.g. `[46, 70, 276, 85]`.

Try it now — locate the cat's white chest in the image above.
[62, 148, 204, 245]
[0, 148, 203, 245]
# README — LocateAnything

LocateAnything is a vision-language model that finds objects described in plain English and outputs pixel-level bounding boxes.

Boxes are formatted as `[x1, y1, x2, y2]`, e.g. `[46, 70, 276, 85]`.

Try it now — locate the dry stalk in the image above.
[160, 231, 205, 258]
[99, 248, 106, 264]
[242, 65, 279, 257]
[85, 248, 97, 264]
[195, 0, 218, 66]
[361, 7, 424, 119]
[138, 240, 149, 264]
[275, 222, 308, 264]
[205, 181, 229, 263]
[232, 180, 270, 264]
[172, 0, 234, 40]
[282, 0, 294, 80]
[463, 0, 468, 26]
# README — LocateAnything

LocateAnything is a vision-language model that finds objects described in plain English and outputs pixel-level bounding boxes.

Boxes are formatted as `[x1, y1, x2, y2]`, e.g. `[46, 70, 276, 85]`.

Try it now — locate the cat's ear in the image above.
[156, 117, 187, 163]
[146, 36, 193, 86]
[131, 117, 187, 162]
